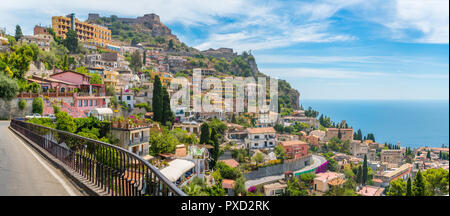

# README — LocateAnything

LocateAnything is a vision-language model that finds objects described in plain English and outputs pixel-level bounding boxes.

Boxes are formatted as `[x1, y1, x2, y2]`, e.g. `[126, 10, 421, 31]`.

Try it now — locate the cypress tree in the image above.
[426, 150, 431, 159]
[210, 128, 220, 168]
[15, 25, 23, 41]
[200, 123, 210, 144]
[357, 166, 363, 184]
[161, 86, 174, 126]
[152, 75, 163, 122]
[406, 177, 412, 196]
[357, 129, 362, 141]
[363, 154, 368, 185]
[231, 114, 237, 124]
[143, 50, 147, 65]
[413, 170, 426, 196]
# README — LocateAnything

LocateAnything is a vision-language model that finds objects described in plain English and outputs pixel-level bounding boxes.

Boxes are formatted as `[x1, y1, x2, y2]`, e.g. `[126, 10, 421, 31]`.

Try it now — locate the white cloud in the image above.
[260, 67, 449, 80]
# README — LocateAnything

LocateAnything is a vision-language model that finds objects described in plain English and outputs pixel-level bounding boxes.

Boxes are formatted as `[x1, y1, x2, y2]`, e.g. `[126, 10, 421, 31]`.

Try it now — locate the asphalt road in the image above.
[245, 154, 327, 189]
[0, 121, 82, 196]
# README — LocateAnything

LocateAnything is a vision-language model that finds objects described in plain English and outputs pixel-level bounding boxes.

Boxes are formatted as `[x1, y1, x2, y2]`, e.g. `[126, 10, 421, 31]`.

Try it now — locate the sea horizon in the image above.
[300, 99, 449, 149]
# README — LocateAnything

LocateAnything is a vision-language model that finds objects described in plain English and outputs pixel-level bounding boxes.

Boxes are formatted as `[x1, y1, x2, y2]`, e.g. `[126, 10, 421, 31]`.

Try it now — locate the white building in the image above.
[245, 127, 277, 149]
[117, 92, 135, 109]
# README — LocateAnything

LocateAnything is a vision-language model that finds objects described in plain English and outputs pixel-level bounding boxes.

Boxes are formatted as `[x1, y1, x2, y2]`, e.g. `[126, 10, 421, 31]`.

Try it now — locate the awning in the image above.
[92, 108, 113, 115]
[160, 159, 195, 182]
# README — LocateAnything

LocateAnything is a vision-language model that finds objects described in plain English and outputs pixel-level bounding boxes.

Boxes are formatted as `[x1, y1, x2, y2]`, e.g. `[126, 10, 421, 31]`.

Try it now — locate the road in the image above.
[245, 154, 327, 189]
[0, 121, 82, 196]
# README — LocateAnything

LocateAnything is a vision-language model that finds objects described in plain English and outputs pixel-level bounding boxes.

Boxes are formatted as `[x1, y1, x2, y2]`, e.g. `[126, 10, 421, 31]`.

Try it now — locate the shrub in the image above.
[18, 99, 26, 110]
[32, 97, 43, 115]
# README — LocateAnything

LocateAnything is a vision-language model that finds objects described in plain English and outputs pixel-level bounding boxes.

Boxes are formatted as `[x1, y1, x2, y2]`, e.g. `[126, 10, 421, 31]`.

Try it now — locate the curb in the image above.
[9, 126, 110, 196]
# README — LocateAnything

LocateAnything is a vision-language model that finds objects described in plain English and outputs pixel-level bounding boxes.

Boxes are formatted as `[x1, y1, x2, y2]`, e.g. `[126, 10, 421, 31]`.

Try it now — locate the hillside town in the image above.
[0, 13, 448, 197]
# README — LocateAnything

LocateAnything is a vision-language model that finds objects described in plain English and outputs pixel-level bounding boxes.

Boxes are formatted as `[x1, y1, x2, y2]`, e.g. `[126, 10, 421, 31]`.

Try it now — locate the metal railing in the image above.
[10, 119, 185, 196]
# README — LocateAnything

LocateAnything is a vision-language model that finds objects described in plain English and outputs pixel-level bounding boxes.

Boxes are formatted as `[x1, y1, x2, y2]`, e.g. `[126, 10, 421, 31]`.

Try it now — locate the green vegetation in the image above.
[18, 99, 26, 110]
[31, 97, 43, 115]
[15, 25, 23, 41]
[0, 74, 19, 101]
[387, 168, 449, 196]
[148, 130, 179, 156]
[304, 106, 319, 118]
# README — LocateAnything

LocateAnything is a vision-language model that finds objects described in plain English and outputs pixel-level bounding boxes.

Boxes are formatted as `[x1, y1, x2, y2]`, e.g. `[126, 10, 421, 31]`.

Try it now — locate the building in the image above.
[305, 134, 320, 146]
[376, 163, 412, 187]
[172, 121, 202, 136]
[34, 25, 51, 36]
[324, 128, 353, 142]
[350, 140, 369, 158]
[280, 140, 309, 160]
[117, 92, 135, 109]
[380, 149, 403, 165]
[244, 127, 277, 149]
[313, 171, 345, 193]
[20, 34, 53, 51]
[219, 159, 240, 168]
[160, 159, 196, 187]
[310, 130, 326, 142]
[222, 179, 235, 196]
[88, 107, 113, 121]
[193, 68, 216, 77]
[111, 119, 150, 157]
[263, 181, 287, 196]
[357, 186, 384, 196]
[52, 13, 112, 48]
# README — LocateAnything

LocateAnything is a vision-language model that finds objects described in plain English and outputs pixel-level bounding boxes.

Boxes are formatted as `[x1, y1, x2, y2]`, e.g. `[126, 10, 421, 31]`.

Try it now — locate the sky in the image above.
[1, 0, 448, 100]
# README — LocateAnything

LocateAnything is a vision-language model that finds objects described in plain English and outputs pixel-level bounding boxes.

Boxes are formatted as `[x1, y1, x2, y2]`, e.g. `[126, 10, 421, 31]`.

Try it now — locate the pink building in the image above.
[49, 70, 105, 95]
[280, 140, 309, 159]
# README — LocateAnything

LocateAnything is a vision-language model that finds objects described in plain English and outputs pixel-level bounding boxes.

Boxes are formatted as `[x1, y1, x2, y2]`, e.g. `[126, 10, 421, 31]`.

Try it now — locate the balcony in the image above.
[129, 136, 149, 146]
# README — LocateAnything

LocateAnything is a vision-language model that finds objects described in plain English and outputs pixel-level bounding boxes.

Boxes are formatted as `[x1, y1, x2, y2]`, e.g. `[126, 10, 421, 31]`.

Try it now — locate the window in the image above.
[94, 100, 97, 106]
[127, 96, 131, 100]
[84, 100, 88, 106]
[89, 100, 93, 106]
[78, 100, 82, 107]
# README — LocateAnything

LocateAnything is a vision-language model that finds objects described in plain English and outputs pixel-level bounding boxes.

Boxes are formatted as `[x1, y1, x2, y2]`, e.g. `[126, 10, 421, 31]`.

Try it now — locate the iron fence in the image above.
[10, 119, 185, 196]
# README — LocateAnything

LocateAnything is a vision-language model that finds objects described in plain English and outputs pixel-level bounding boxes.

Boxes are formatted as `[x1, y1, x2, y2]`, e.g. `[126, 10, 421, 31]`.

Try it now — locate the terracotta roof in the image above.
[51, 70, 91, 78]
[219, 159, 240, 168]
[328, 178, 346, 186]
[247, 127, 276, 134]
[281, 140, 308, 147]
[357, 186, 384, 196]
[175, 146, 187, 157]
[326, 128, 353, 131]
[372, 178, 383, 183]
[222, 179, 235, 189]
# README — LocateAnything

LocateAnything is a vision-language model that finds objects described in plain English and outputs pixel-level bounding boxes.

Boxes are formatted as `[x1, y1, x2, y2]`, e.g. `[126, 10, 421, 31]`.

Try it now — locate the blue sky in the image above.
[1, 0, 448, 100]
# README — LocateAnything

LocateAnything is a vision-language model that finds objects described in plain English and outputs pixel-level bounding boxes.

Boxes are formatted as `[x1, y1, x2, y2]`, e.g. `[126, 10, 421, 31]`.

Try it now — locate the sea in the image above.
[300, 100, 449, 149]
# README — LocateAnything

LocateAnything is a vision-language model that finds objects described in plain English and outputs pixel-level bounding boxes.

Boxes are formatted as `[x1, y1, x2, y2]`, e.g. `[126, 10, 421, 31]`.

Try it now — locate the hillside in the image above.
[89, 13, 300, 110]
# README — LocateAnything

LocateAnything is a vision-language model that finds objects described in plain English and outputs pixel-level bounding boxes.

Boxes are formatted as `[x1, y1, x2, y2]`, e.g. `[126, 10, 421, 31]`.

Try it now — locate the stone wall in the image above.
[0, 98, 34, 119]
[244, 155, 312, 180]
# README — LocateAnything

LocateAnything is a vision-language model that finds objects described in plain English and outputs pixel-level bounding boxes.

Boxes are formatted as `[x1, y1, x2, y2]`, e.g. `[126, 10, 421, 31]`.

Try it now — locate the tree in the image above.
[15, 25, 23, 41]
[168, 39, 174, 50]
[388, 178, 406, 196]
[148, 132, 179, 156]
[200, 123, 210, 144]
[252, 152, 265, 164]
[152, 75, 163, 122]
[426, 150, 431, 159]
[231, 114, 237, 124]
[274, 144, 286, 160]
[90, 73, 103, 84]
[0, 74, 19, 101]
[55, 111, 76, 133]
[18, 99, 26, 110]
[413, 170, 427, 196]
[363, 154, 368, 185]
[62, 54, 69, 71]
[32, 97, 43, 115]
[233, 176, 246, 196]
[63, 29, 78, 53]
[423, 168, 449, 196]
[406, 177, 412, 196]
[161, 87, 174, 126]
[210, 128, 220, 168]
[356, 166, 363, 184]
[143, 50, 146, 65]
[130, 50, 142, 72]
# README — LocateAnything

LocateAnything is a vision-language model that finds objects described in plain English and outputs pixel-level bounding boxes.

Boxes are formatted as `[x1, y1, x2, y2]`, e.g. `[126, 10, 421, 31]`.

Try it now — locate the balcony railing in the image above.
[129, 136, 150, 146]
[10, 119, 185, 196]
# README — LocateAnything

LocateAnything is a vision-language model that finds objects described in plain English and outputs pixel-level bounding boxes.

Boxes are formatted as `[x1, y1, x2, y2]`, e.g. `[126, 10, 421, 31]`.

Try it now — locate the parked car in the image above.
[43, 114, 56, 121]
[25, 113, 42, 119]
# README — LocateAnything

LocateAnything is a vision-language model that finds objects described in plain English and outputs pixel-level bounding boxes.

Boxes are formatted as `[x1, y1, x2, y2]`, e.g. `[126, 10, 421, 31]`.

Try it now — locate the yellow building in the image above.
[52, 14, 112, 48]
[103, 70, 119, 87]
[151, 72, 173, 86]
